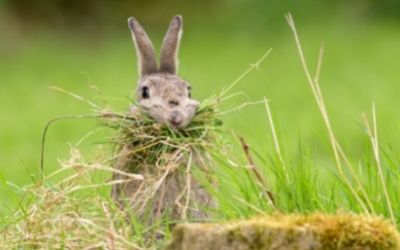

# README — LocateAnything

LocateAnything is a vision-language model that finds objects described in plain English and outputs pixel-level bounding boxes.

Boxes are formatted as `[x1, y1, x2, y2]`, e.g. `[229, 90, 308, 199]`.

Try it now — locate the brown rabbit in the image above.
[111, 15, 214, 224]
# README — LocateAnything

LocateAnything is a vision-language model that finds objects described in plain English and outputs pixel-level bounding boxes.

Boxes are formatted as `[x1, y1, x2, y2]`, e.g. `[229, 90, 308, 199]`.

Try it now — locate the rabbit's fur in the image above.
[111, 15, 214, 223]
[130, 15, 199, 128]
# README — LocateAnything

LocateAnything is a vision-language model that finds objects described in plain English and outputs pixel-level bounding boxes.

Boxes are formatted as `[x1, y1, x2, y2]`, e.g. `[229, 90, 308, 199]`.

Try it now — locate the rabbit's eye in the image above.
[141, 86, 150, 99]
[187, 86, 192, 98]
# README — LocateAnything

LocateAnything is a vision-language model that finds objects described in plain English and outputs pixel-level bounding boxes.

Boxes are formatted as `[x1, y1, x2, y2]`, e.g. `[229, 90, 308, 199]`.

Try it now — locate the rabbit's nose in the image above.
[170, 111, 183, 127]
[168, 99, 180, 107]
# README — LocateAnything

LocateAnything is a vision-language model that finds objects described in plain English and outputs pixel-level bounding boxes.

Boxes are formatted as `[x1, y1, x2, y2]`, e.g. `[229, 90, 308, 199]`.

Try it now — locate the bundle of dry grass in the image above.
[167, 213, 400, 250]
[105, 100, 223, 224]
[103, 101, 222, 168]
[0, 148, 144, 249]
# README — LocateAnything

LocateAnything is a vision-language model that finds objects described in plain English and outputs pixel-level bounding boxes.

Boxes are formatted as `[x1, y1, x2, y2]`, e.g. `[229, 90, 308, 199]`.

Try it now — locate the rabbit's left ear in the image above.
[159, 15, 183, 74]
[128, 17, 158, 77]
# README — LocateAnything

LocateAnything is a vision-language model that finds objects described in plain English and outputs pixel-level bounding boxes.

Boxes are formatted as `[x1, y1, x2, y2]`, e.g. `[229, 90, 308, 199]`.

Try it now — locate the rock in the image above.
[166, 213, 400, 250]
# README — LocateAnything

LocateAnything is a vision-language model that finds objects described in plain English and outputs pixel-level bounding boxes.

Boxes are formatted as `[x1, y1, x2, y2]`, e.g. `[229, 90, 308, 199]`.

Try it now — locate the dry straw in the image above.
[105, 99, 223, 223]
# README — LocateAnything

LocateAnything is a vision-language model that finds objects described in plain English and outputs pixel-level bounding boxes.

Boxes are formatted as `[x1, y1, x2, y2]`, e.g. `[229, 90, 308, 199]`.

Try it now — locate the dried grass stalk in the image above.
[1, 148, 144, 250]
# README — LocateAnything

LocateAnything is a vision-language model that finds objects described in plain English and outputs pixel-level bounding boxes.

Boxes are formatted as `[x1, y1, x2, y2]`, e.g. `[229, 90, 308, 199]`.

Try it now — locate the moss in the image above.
[166, 213, 400, 250]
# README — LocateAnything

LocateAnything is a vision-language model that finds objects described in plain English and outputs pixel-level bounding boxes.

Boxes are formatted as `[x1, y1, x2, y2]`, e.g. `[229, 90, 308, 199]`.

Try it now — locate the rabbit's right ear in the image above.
[128, 17, 158, 77]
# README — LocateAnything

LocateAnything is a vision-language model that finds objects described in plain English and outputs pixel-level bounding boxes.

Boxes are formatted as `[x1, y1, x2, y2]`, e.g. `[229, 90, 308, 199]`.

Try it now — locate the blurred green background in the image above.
[1, 0, 400, 215]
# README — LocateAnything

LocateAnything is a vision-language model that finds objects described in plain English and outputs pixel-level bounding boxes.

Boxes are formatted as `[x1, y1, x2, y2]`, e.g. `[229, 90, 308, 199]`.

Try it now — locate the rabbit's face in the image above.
[138, 74, 199, 128]
[128, 15, 199, 129]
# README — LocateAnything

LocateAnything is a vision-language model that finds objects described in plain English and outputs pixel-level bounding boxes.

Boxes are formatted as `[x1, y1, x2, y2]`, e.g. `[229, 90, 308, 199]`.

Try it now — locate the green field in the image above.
[1, 9, 400, 247]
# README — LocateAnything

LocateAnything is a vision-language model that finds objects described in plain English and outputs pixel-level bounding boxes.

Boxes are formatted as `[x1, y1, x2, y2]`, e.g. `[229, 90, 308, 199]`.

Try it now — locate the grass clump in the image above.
[102, 100, 222, 168]
[104, 99, 224, 225]
[0, 148, 143, 249]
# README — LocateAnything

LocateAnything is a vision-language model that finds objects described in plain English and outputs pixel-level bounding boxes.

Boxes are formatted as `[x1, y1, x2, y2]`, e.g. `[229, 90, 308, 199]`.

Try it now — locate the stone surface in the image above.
[166, 213, 400, 250]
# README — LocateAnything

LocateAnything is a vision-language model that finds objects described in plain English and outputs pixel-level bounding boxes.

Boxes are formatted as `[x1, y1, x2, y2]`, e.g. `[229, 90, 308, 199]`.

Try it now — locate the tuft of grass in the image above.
[101, 100, 223, 168]
[1, 148, 144, 249]
[104, 98, 224, 222]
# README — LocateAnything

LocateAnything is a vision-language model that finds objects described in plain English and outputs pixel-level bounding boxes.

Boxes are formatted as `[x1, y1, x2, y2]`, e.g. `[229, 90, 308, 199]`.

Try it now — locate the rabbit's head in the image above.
[128, 15, 199, 129]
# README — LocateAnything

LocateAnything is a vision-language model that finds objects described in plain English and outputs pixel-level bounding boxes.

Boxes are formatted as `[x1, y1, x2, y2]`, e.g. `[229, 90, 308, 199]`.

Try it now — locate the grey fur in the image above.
[128, 17, 158, 77]
[159, 15, 182, 74]
[129, 15, 199, 129]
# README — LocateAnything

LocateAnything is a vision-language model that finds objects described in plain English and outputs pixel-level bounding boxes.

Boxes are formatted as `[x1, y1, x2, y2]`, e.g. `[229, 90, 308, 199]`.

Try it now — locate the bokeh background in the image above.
[1, 0, 400, 215]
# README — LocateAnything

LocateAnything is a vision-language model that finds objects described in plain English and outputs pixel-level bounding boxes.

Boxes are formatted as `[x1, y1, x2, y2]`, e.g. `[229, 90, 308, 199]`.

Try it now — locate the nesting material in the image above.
[166, 213, 400, 250]
[104, 101, 222, 222]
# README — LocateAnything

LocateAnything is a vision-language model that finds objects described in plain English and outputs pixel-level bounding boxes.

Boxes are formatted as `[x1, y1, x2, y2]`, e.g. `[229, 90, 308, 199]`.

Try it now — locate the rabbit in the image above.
[111, 15, 215, 225]
[129, 15, 199, 128]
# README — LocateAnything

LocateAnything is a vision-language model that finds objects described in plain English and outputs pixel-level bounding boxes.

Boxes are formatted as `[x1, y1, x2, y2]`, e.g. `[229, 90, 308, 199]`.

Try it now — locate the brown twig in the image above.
[239, 137, 276, 208]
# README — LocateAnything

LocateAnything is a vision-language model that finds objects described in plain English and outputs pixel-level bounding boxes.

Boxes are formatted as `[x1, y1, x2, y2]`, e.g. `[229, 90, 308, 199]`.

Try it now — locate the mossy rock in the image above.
[166, 213, 400, 250]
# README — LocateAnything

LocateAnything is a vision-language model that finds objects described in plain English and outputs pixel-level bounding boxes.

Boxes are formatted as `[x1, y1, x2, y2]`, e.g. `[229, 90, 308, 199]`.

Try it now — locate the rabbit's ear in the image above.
[128, 17, 158, 77]
[159, 15, 183, 74]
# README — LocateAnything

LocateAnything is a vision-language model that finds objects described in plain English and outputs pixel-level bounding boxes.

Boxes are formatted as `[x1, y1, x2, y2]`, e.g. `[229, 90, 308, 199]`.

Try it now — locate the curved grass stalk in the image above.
[286, 13, 371, 213]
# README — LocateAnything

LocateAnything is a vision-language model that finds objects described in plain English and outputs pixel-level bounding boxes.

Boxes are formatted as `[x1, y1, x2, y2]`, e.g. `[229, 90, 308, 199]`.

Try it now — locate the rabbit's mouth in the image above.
[138, 100, 196, 129]
[169, 121, 182, 128]
[169, 119, 186, 129]
[143, 109, 188, 129]
[168, 110, 185, 128]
